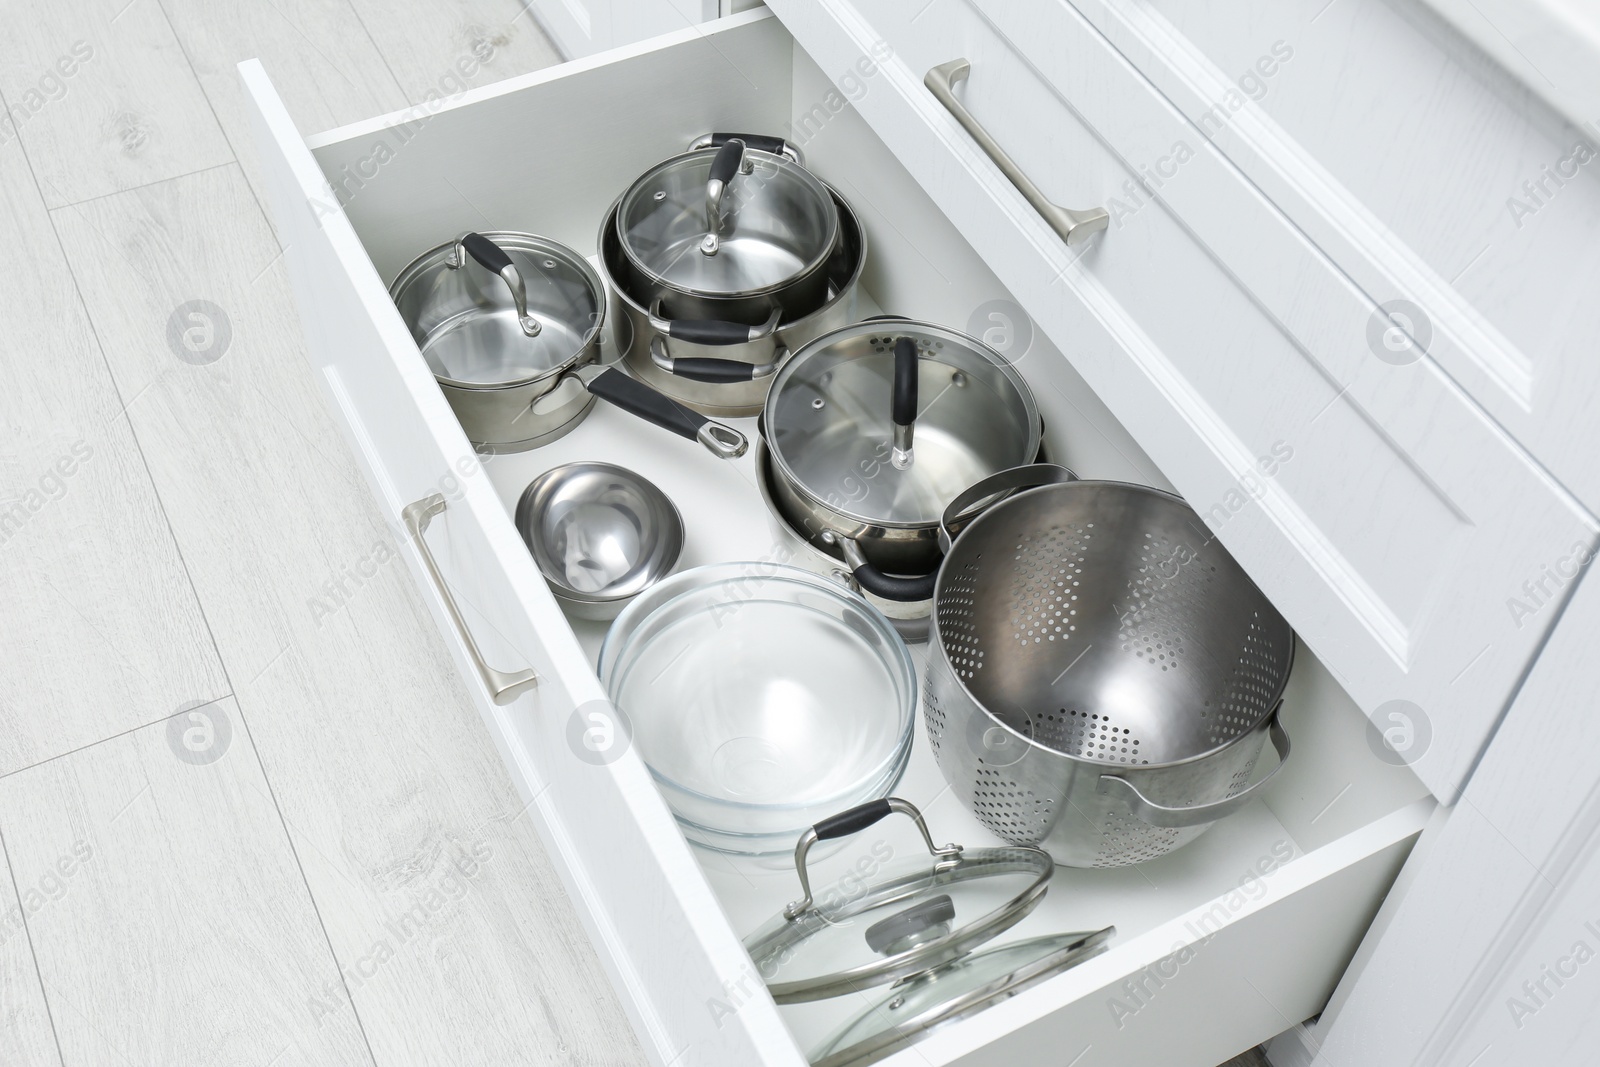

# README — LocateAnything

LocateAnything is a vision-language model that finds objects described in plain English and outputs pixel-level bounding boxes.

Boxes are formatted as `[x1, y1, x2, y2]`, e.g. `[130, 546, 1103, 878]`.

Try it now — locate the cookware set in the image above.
[386, 130, 1296, 1063]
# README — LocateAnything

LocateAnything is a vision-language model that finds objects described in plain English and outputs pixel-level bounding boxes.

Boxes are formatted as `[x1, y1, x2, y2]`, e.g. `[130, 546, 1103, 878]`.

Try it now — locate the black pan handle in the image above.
[580, 367, 747, 459]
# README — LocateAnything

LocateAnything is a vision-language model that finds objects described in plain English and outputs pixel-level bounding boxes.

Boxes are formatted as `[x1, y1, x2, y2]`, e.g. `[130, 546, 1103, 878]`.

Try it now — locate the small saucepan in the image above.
[760, 319, 1041, 601]
[389, 230, 746, 458]
[613, 134, 841, 328]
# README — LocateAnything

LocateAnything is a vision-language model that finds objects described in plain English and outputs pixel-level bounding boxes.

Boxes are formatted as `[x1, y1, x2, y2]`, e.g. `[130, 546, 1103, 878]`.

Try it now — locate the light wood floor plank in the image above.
[158, 0, 409, 241]
[0, 0, 233, 208]
[0, 845, 60, 1067]
[0, 697, 373, 1066]
[51, 162, 640, 1065]
[0, 119, 228, 776]
[346, 0, 561, 106]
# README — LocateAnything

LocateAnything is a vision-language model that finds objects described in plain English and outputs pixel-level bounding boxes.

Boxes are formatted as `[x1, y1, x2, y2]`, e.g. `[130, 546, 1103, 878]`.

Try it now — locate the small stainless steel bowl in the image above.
[515, 463, 684, 620]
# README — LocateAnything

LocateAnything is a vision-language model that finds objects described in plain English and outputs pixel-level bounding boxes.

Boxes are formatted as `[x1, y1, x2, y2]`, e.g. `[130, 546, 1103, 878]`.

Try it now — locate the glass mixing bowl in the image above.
[598, 564, 917, 855]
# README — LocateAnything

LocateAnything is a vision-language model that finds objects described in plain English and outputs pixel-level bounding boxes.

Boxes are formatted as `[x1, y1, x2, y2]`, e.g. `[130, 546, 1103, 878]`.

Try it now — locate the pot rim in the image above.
[615, 146, 841, 301]
[597, 186, 867, 332]
[388, 229, 605, 392]
[762, 318, 1043, 530]
[930, 478, 1298, 771]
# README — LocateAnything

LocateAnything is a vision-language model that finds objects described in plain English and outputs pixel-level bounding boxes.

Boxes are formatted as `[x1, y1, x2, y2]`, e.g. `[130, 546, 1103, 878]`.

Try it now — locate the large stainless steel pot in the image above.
[389, 231, 746, 458]
[599, 180, 866, 417]
[923, 464, 1297, 868]
[614, 135, 840, 326]
[760, 319, 1041, 601]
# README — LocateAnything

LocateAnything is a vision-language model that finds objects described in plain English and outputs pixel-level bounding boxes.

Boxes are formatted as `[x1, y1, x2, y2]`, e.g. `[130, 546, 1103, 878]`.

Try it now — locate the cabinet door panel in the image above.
[769, 0, 1597, 801]
[1071, 0, 1600, 515]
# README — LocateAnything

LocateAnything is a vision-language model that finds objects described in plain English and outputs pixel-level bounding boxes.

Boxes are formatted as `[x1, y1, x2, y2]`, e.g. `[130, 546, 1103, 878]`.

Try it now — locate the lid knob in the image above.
[865, 895, 956, 956]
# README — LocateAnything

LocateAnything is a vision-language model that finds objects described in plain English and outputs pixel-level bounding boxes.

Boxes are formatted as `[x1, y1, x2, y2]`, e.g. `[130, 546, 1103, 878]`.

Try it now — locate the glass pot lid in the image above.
[388, 231, 602, 388]
[743, 798, 1053, 1004]
[616, 140, 839, 298]
[764, 320, 1042, 527]
[809, 927, 1116, 1067]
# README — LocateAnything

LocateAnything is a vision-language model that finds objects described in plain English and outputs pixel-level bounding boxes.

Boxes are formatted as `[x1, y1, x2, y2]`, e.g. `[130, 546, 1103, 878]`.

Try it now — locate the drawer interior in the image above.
[304, 12, 1432, 1062]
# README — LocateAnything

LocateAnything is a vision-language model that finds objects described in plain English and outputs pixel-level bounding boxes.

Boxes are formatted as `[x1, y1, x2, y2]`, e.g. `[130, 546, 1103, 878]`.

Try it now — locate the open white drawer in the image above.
[243, 12, 1433, 1066]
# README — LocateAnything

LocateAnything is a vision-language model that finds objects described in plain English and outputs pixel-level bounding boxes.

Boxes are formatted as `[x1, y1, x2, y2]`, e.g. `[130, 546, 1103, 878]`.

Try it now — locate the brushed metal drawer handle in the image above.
[402, 493, 539, 705]
[925, 59, 1109, 247]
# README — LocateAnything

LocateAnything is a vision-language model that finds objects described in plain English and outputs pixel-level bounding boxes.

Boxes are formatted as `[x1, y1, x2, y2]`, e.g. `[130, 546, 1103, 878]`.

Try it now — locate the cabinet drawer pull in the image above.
[402, 493, 539, 705]
[925, 59, 1109, 247]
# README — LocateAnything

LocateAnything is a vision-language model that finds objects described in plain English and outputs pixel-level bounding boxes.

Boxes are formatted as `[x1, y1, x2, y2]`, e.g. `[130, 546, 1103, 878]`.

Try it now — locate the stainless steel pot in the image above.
[761, 320, 1041, 602]
[600, 180, 866, 417]
[614, 135, 840, 326]
[389, 231, 746, 458]
[753, 439, 932, 641]
[923, 464, 1297, 868]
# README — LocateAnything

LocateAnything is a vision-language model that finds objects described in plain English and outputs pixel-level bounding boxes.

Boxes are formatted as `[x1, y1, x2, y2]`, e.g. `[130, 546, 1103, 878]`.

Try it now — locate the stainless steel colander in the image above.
[924, 465, 1296, 868]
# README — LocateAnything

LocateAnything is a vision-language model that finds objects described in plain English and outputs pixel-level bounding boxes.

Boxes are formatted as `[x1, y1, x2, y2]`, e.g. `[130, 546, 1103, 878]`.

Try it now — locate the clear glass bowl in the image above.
[598, 563, 917, 856]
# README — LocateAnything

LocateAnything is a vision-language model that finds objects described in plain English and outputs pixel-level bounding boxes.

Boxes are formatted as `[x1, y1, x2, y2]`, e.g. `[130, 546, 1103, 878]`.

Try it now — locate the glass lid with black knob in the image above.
[742, 798, 1058, 1004]
[616, 137, 839, 299]
[762, 320, 1041, 528]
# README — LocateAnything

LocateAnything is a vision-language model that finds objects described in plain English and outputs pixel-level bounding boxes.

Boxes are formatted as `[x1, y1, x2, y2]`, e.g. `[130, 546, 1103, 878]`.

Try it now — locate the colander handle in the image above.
[938, 463, 1079, 554]
[1097, 712, 1291, 829]
[782, 798, 962, 920]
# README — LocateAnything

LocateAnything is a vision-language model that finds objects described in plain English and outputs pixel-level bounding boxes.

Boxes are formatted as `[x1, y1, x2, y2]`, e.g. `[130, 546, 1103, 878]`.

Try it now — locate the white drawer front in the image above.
[245, 12, 1436, 1067]
[1064, 0, 1600, 517]
[241, 54, 805, 1067]
[767, 0, 1596, 801]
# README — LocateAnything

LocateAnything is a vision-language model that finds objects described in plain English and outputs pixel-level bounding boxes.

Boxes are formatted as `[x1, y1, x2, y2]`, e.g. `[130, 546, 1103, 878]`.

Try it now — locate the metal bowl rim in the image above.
[515, 461, 684, 605]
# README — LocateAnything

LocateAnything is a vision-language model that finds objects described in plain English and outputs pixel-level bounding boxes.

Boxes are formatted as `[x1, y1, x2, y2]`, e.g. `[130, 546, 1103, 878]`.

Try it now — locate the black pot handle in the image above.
[648, 336, 783, 384]
[648, 301, 782, 347]
[692, 132, 800, 163]
[784, 798, 961, 920]
[938, 463, 1079, 554]
[822, 531, 938, 603]
[580, 366, 747, 459]
[852, 566, 938, 602]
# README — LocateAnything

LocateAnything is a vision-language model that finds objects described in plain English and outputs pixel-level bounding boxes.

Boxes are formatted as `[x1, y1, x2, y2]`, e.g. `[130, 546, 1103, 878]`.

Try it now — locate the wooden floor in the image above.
[0, 1, 1274, 1064]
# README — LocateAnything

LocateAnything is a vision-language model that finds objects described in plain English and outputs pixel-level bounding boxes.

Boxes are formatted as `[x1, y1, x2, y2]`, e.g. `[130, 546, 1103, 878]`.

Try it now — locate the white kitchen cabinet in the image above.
[1066, 0, 1600, 519]
[765, 0, 1595, 802]
[239, 5, 1596, 1066]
